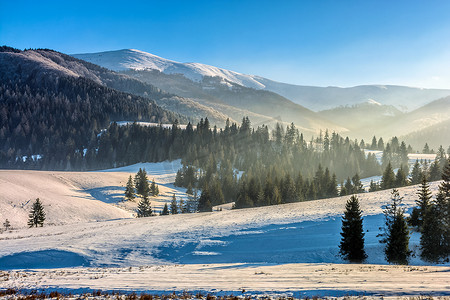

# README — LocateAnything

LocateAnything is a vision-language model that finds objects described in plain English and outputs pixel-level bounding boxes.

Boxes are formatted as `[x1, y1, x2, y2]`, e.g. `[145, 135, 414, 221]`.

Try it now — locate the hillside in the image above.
[0, 48, 194, 170]
[73, 49, 450, 112]
[73, 49, 347, 134]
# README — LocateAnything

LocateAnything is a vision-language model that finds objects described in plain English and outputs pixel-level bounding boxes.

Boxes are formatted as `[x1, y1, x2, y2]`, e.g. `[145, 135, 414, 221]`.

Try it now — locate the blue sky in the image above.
[1, 0, 450, 88]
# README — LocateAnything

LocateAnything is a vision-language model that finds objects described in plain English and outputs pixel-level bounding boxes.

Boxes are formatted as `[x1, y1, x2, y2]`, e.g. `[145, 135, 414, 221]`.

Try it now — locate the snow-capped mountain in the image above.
[74, 49, 266, 89]
[73, 49, 450, 112]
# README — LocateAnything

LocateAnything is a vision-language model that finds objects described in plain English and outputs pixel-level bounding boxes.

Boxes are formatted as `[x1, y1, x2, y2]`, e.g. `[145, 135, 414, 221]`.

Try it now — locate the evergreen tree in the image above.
[150, 179, 159, 196]
[170, 194, 178, 214]
[413, 175, 432, 228]
[410, 160, 423, 185]
[161, 203, 170, 215]
[339, 195, 367, 262]
[186, 183, 193, 195]
[420, 204, 442, 262]
[395, 165, 408, 187]
[381, 162, 396, 190]
[28, 198, 46, 227]
[124, 175, 135, 201]
[371, 136, 377, 150]
[423, 143, 430, 154]
[383, 189, 410, 264]
[352, 173, 364, 193]
[137, 195, 152, 217]
[198, 184, 213, 212]
[429, 160, 441, 181]
[3, 219, 11, 231]
[435, 158, 450, 256]
[369, 180, 380, 192]
[135, 168, 150, 198]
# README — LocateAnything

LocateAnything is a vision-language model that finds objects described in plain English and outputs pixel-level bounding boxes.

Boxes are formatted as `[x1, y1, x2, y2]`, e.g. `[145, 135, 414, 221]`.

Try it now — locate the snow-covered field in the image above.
[1, 160, 449, 297]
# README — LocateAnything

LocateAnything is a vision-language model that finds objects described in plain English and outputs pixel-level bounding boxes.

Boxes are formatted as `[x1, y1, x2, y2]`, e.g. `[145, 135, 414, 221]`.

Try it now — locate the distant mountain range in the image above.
[1, 46, 449, 158]
[74, 49, 450, 112]
[74, 49, 345, 134]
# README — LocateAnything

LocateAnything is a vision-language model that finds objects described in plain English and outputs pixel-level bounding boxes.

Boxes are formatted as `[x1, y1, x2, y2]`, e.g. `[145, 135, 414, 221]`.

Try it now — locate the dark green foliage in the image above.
[414, 175, 432, 227]
[369, 180, 380, 192]
[198, 185, 212, 212]
[435, 158, 450, 256]
[395, 165, 409, 187]
[27, 198, 46, 228]
[339, 195, 367, 262]
[137, 195, 152, 217]
[410, 160, 423, 185]
[135, 169, 150, 198]
[170, 194, 178, 214]
[150, 179, 159, 196]
[161, 203, 170, 215]
[381, 162, 396, 190]
[420, 205, 443, 262]
[383, 189, 410, 264]
[3, 219, 11, 230]
[429, 160, 441, 181]
[124, 175, 135, 201]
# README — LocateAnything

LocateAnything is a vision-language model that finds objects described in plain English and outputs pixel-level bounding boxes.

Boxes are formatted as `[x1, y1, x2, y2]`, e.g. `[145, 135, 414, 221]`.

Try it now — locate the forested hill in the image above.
[0, 46, 185, 170]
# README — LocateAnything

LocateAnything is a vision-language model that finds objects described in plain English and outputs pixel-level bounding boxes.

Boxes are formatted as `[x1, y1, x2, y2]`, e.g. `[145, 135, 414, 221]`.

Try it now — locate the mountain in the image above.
[0, 47, 185, 169]
[73, 49, 346, 134]
[318, 100, 403, 132]
[74, 49, 450, 112]
[255, 78, 450, 112]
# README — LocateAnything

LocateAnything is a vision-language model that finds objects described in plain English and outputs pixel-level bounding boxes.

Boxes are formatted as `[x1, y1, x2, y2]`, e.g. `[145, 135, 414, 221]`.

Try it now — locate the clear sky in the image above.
[1, 0, 450, 88]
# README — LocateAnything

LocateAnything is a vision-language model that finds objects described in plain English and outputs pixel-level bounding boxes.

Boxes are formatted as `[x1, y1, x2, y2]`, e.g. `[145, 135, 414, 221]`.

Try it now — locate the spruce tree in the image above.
[339, 195, 367, 262]
[395, 165, 408, 187]
[420, 204, 442, 262]
[135, 168, 150, 198]
[161, 203, 170, 215]
[3, 219, 11, 231]
[429, 160, 441, 181]
[435, 158, 450, 256]
[410, 160, 422, 185]
[170, 194, 178, 214]
[124, 175, 135, 201]
[28, 198, 46, 228]
[383, 189, 410, 264]
[381, 162, 395, 190]
[198, 185, 213, 212]
[150, 179, 159, 196]
[137, 195, 152, 217]
[414, 175, 432, 227]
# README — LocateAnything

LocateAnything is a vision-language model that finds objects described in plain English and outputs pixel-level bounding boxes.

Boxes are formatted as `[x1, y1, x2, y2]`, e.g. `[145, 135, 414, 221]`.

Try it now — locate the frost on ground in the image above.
[1, 160, 449, 297]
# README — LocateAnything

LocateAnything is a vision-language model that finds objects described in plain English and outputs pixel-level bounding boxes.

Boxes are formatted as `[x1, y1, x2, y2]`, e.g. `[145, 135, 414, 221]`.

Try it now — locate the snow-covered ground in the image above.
[1, 160, 449, 297]
[0, 160, 187, 229]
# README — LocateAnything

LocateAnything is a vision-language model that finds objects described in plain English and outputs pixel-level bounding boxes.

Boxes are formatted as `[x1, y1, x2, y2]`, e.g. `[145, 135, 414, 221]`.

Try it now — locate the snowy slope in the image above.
[74, 49, 266, 89]
[73, 49, 450, 112]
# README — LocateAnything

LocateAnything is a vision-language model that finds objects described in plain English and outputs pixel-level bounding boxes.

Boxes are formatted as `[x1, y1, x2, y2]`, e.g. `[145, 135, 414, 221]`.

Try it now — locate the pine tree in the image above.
[339, 195, 367, 262]
[28, 198, 46, 227]
[420, 204, 442, 262]
[395, 165, 408, 187]
[150, 179, 159, 196]
[435, 158, 450, 256]
[170, 194, 178, 214]
[383, 189, 410, 264]
[137, 195, 152, 217]
[352, 173, 364, 193]
[413, 175, 432, 227]
[410, 160, 423, 185]
[161, 203, 170, 215]
[429, 160, 441, 181]
[198, 185, 212, 212]
[124, 175, 135, 201]
[3, 219, 11, 231]
[135, 168, 150, 198]
[369, 180, 380, 192]
[381, 162, 395, 190]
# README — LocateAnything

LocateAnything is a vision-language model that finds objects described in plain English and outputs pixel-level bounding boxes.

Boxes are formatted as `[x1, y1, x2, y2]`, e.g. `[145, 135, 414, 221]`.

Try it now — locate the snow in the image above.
[1, 162, 449, 297]
[73, 49, 267, 90]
